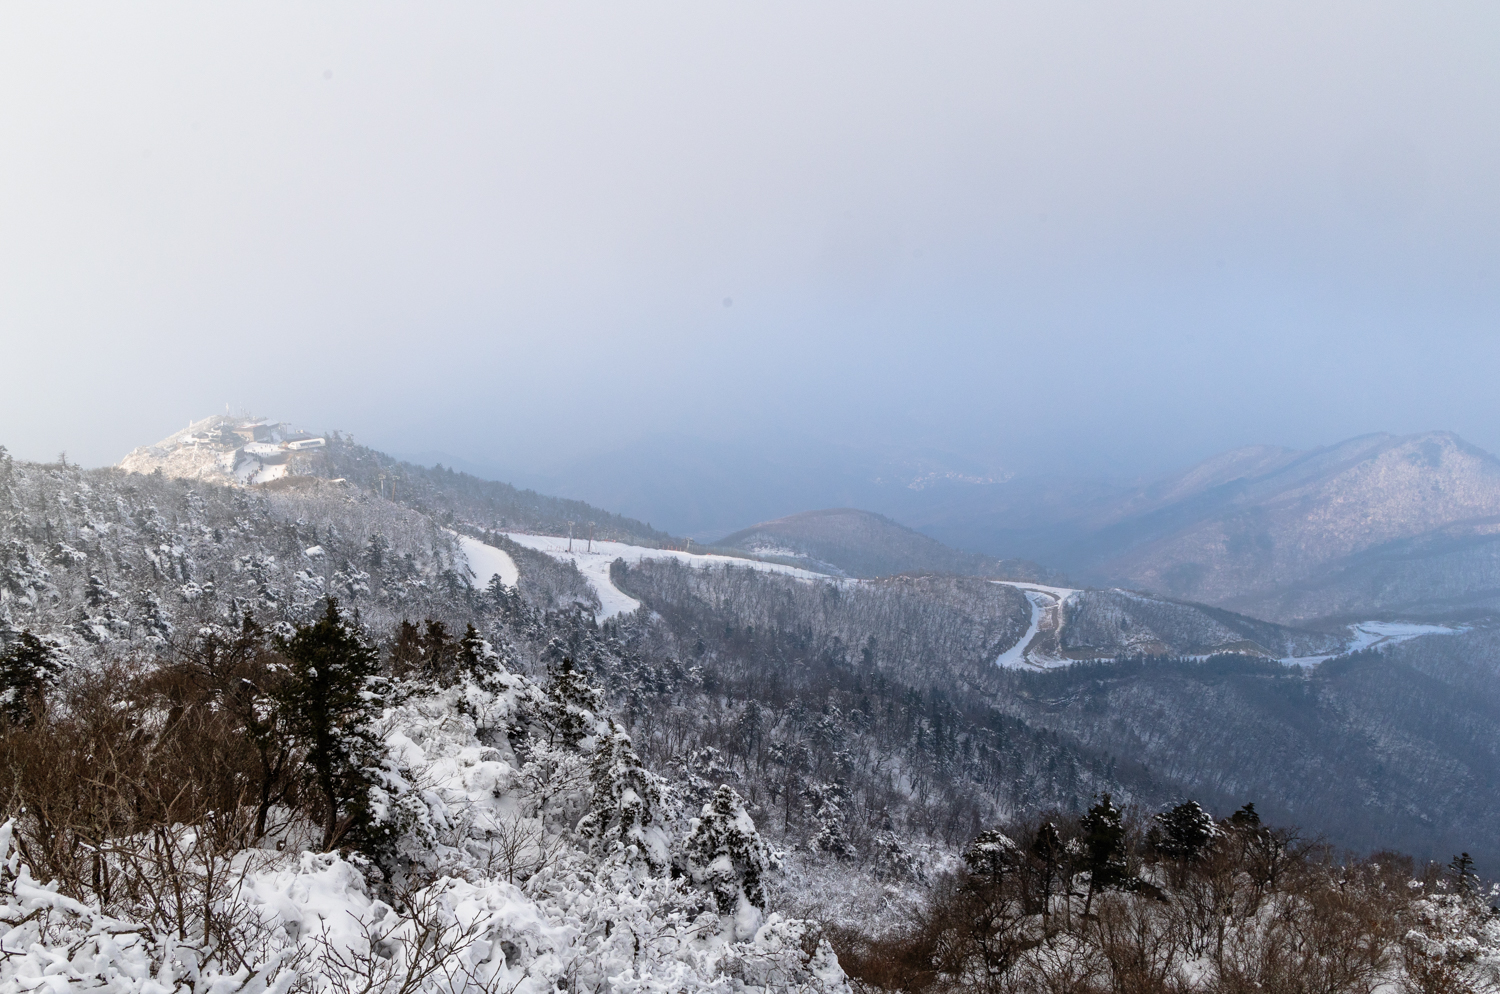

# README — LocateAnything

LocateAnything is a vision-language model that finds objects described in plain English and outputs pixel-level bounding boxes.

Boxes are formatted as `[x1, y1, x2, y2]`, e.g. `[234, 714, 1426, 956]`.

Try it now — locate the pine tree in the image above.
[1080, 793, 1132, 914]
[1028, 822, 1066, 917]
[684, 785, 776, 915]
[1227, 802, 1261, 831]
[420, 619, 456, 679]
[1150, 800, 1218, 862]
[182, 613, 300, 839]
[0, 630, 61, 725]
[804, 780, 854, 856]
[964, 829, 1022, 883]
[544, 657, 603, 747]
[388, 619, 423, 675]
[577, 721, 666, 867]
[458, 623, 497, 681]
[274, 598, 389, 851]
[1449, 852, 1479, 896]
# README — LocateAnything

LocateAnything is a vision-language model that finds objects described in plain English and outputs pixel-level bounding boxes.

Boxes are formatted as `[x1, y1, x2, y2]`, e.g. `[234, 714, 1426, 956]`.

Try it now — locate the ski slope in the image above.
[454, 533, 520, 589]
[1282, 620, 1465, 667]
[991, 581, 1081, 670]
[503, 533, 831, 620]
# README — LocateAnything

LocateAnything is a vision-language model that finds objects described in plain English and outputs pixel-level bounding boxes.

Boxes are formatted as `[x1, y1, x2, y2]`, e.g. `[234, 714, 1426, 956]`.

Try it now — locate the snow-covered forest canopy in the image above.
[2, 440, 1499, 992]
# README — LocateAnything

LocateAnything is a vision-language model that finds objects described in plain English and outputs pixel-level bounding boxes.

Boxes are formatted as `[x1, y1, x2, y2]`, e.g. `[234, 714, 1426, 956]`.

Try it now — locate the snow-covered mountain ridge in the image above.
[6, 415, 1500, 990]
[119, 415, 330, 486]
[999, 430, 1500, 622]
[716, 507, 1062, 583]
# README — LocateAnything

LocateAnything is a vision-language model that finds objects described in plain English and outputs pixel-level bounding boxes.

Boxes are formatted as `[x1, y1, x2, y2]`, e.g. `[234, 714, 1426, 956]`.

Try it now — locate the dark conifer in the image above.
[1151, 800, 1218, 862]
[0, 630, 61, 725]
[274, 597, 389, 851]
[1080, 793, 1132, 914]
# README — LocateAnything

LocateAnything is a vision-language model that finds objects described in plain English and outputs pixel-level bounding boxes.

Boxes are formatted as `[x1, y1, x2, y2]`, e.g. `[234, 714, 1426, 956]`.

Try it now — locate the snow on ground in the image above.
[994, 590, 1045, 669]
[1282, 620, 1466, 667]
[1346, 620, 1465, 650]
[988, 581, 1461, 671]
[991, 580, 1082, 602]
[991, 581, 1081, 670]
[503, 533, 831, 620]
[455, 533, 520, 589]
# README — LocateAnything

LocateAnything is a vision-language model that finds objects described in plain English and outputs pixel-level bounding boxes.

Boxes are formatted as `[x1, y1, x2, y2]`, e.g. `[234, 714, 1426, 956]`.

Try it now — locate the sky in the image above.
[3, 3, 1500, 511]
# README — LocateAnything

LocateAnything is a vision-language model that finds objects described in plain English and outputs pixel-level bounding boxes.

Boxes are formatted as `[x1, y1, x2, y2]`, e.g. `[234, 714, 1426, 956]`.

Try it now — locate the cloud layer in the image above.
[2, 2, 1498, 483]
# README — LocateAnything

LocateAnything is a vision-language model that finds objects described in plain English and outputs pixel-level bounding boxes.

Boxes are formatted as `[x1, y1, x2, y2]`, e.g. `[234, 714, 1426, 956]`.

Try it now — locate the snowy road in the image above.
[502, 533, 830, 620]
[991, 581, 1081, 670]
[454, 533, 520, 589]
[1282, 620, 1465, 667]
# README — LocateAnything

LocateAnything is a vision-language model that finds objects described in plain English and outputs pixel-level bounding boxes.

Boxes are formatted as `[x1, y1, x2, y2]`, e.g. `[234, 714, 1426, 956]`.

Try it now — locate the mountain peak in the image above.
[119, 415, 328, 486]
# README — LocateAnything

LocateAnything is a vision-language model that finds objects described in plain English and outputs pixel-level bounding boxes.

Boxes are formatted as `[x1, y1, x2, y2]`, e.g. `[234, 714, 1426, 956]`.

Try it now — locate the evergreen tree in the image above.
[0, 630, 61, 725]
[1150, 800, 1218, 862]
[963, 828, 1021, 883]
[420, 619, 456, 679]
[684, 785, 776, 915]
[274, 598, 390, 851]
[182, 613, 300, 839]
[578, 721, 667, 867]
[458, 623, 497, 681]
[1080, 793, 1132, 914]
[1449, 852, 1479, 896]
[544, 657, 603, 747]
[388, 619, 423, 674]
[804, 780, 854, 856]
[1227, 802, 1261, 831]
[1028, 821, 1067, 916]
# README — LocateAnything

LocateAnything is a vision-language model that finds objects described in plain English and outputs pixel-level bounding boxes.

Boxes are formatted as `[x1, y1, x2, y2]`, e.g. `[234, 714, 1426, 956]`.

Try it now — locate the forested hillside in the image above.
[717, 507, 1063, 581]
[314, 434, 685, 548]
[115, 415, 685, 549]
[4, 435, 1498, 992]
[0, 447, 474, 643]
[613, 560, 1499, 867]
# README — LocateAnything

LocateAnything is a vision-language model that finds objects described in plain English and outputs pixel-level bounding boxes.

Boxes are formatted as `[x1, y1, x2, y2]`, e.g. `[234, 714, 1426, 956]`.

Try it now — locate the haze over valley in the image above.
[6, 4, 1500, 991]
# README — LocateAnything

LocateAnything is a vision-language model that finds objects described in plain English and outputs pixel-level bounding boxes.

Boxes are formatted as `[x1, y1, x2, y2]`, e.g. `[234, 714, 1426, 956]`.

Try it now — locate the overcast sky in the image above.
[3, 3, 1500, 486]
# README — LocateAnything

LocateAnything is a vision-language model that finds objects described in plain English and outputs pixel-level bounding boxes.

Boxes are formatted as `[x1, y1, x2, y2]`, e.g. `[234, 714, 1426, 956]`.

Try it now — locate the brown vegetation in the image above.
[827, 804, 1500, 993]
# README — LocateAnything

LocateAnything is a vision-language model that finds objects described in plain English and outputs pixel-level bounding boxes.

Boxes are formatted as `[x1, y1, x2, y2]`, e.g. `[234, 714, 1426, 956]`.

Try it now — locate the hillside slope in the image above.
[611, 558, 1500, 866]
[717, 507, 1062, 581]
[993, 431, 1500, 622]
[117, 415, 685, 549]
[7, 421, 1498, 880]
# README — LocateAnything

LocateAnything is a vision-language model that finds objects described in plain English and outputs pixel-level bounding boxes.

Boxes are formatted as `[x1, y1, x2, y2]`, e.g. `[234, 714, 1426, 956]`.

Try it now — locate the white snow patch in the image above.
[1346, 620, 1465, 650]
[994, 590, 1045, 670]
[1282, 620, 1466, 667]
[455, 533, 520, 589]
[503, 533, 831, 620]
[991, 580, 1081, 601]
[991, 581, 1081, 671]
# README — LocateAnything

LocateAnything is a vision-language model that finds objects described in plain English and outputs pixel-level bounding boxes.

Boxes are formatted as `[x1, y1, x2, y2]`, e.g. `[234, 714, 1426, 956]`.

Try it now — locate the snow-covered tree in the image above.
[684, 785, 776, 918]
[0, 630, 60, 724]
[804, 779, 854, 857]
[273, 597, 391, 851]
[577, 721, 669, 867]
[1080, 794, 1132, 914]
[964, 828, 1022, 883]
[543, 655, 603, 747]
[1150, 800, 1218, 863]
[457, 622, 497, 680]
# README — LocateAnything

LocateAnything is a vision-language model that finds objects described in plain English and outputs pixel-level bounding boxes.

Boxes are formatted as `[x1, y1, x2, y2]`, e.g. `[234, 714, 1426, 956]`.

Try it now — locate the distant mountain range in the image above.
[6, 413, 1495, 867]
[996, 431, 1500, 623]
[696, 430, 1500, 624]
[114, 419, 1500, 626]
[714, 507, 1062, 582]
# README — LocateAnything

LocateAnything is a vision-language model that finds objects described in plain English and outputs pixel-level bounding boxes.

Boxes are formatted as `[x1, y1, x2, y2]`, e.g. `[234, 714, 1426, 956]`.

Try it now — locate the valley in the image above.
[4, 415, 1500, 992]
